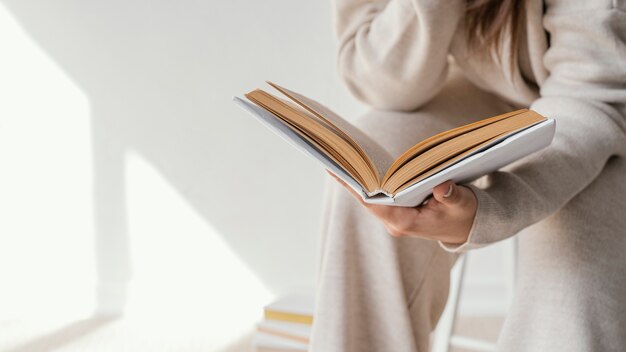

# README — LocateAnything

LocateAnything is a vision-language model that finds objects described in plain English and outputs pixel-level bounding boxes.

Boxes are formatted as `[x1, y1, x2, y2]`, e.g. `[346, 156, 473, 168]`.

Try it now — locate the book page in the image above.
[379, 119, 556, 207]
[381, 109, 527, 183]
[233, 97, 369, 198]
[268, 82, 394, 180]
[381, 110, 545, 193]
[246, 90, 382, 191]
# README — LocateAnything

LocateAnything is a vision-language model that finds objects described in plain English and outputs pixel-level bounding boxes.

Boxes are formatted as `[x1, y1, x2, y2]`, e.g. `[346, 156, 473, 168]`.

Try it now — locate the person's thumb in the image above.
[432, 181, 468, 207]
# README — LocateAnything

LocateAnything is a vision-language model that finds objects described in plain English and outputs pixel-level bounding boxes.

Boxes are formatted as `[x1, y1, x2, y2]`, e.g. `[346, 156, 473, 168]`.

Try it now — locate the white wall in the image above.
[0, 0, 510, 346]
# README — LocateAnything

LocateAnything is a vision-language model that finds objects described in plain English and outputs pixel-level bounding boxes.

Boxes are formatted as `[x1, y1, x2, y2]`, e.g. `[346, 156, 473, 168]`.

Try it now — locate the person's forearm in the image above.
[334, 0, 464, 111]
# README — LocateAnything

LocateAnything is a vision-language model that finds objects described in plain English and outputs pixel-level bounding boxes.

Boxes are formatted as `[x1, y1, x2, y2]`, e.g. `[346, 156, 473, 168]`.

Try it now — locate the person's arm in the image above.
[334, 0, 464, 111]
[439, 3, 626, 252]
[328, 2, 626, 249]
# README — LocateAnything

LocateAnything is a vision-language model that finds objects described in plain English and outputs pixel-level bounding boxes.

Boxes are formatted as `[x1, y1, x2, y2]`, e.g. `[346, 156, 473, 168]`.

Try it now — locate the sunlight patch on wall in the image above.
[0, 3, 94, 319]
[125, 150, 274, 348]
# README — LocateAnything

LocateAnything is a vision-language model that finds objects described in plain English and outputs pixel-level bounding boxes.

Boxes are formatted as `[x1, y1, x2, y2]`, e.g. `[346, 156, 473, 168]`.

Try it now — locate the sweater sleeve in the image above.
[440, 4, 626, 252]
[333, 0, 464, 111]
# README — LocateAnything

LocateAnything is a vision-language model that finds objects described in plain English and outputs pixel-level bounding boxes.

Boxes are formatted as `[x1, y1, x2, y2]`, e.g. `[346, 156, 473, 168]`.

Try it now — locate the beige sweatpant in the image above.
[310, 68, 515, 352]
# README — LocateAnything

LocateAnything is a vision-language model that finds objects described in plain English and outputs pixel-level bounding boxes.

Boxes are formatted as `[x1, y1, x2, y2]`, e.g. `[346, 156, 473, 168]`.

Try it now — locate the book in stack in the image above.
[253, 294, 314, 352]
[234, 82, 555, 207]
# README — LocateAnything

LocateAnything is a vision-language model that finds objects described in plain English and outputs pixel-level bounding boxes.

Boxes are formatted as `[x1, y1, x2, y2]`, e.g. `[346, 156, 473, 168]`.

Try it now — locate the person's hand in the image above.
[327, 171, 478, 245]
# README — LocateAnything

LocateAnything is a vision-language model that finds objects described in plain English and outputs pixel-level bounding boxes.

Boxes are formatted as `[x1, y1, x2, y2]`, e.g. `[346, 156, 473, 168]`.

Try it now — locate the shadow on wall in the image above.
[4, 318, 118, 352]
[1, 0, 342, 313]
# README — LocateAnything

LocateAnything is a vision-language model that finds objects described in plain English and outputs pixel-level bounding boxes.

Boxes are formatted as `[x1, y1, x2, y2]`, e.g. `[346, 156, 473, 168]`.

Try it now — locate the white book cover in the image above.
[234, 92, 555, 207]
[257, 320, 311, 343]
[264, 294, 315, 317]
[253, 331, 308, 351]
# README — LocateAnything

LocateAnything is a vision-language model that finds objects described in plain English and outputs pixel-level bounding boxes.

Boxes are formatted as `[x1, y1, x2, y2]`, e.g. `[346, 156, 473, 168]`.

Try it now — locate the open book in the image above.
[234, 82, 556, 207]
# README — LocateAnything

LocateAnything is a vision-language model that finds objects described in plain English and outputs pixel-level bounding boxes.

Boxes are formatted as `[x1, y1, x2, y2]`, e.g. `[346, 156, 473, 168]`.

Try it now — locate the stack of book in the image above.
[253, 294, 315, 352]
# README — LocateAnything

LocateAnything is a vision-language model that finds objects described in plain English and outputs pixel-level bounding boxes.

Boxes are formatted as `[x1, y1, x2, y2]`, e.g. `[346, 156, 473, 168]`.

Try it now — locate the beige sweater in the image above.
[332, 0, 626, 350]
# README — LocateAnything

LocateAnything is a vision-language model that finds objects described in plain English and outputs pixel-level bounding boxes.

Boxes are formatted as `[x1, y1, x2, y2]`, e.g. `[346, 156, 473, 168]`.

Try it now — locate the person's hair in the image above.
[465, 0, 525, 70]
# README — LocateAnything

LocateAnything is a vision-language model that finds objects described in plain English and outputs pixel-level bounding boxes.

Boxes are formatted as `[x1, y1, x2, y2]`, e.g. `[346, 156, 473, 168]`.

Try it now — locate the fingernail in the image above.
[421, 198, 429, 206]
[443, 184, 453, 198]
